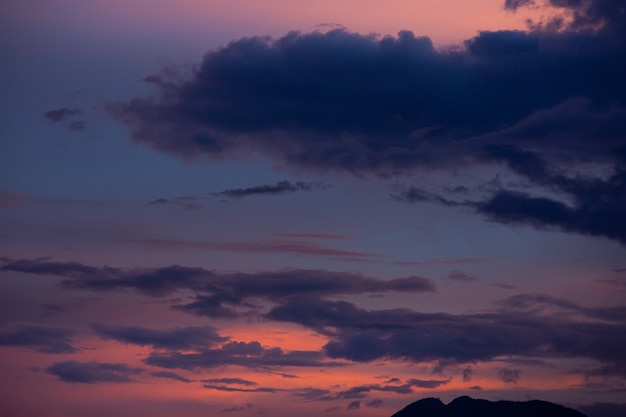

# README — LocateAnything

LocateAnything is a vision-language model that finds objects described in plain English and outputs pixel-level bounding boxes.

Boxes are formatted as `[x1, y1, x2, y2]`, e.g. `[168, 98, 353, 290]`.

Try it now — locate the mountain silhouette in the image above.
[391, 396, 587, 417]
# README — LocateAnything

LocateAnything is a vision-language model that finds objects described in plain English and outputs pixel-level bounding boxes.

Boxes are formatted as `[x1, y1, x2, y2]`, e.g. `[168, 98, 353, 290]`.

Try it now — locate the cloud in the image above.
[475, 163, 626, 245]
[294, 378, 448, 402]
[268, 296, 626, 370]
[498, 367, 521, 383]
[107, 3, 626, 243]
[150, 371, 192, 383]
[1, 258, 434, 319]
[43, 107, 82, 123]
[43, 107, 86, 131]
[447, 271, 478, 283]
[124, 237, 379, 259]
[148, 196, 204, 210]
[46, 360, 143, 383]
[211, 180, 328, 199]
[204, 385, 281, 393]
[463, 367, 474, 382]
[144, 341, 343, 370]
[395, 146, 626, 245]
[92, 324, 228, 350]
[109, 12, 625, 171]
[346, 401, 360, 410]
[366, 399, 384, 408]
[0, 323, 77, 354]
[203, 377, 258, 386]
[66, 120, 86, 131]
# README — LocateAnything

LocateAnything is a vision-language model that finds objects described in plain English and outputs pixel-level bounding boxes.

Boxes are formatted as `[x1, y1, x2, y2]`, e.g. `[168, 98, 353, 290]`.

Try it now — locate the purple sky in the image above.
[1, 1, 626, 416]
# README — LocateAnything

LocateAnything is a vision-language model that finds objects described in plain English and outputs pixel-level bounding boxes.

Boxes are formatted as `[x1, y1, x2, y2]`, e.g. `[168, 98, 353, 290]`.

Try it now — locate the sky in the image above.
[1, 0, 626, 416]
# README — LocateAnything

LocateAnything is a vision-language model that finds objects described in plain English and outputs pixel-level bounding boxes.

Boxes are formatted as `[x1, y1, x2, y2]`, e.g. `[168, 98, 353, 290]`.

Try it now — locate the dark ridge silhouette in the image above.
[391, 396, 587, 417]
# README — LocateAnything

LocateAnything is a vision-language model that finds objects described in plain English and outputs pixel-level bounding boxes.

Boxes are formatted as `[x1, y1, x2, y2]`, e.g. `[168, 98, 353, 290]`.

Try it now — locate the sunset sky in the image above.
[1, 1, 626, 416]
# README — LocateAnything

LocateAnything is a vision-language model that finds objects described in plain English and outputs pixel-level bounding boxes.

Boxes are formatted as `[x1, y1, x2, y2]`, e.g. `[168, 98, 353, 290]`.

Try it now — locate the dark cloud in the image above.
[43, 107, 82, 123]
[66, 120, 86, 131]
[294, 378, 447, 402]
[150, 371, 192, 383]
[110, 6, 625, 170]
[447, 271, 478, 283]
[498, 367, 521, 383]
[211, 180, 328, 199]
[107, 1, 626, 242]
[144, 341, 343, 370]
[390, 186, 465, 207]
[0, 323, 77, 354]
[498, 293, 626, 322]
[92, 324, 227, 350]
[395, 147, 626, 244]
[204, 384, 281, 393]
[463, 367, 474, 382]
[346, 401, 360, 410]
[268, 296, 626, 371]
[43, 107, 86, 132]
[203, 377, 258, 386]
[475, 154, 626, 244]
[148, 196, 204, 210]
[46, 360, 143, 383]
[2, 258, 433, 319]
[366, 399, 384, 408]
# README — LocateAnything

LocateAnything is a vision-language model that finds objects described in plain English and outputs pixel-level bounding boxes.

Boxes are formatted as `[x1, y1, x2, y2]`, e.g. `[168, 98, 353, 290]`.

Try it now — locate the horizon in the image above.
[1, 0, 626, 416]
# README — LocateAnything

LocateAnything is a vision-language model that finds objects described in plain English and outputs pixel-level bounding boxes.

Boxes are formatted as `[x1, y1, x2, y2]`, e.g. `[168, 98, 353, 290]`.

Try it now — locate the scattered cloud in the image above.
[447, 271, 478, 283]
[92, 324, 228, 350]
[43, 107, 86, 131]
[211, 180, 328, 199]
[463, 367, 474, 382]
[123, 237, 379, 259]
[150, 371, 192, 383]
[498, 367, 521, 383]
[0, 323, 77, 354]
[366, 399, 384, 408]
[46, 360, 143, 383]
[145, 341, 343, 370]
[346, 400, 360, 410]
[43, 107, 82, 123]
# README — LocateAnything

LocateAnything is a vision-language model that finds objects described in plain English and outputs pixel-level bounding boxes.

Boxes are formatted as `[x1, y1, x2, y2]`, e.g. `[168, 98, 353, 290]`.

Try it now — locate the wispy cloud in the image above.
[211, 180, 329, 199]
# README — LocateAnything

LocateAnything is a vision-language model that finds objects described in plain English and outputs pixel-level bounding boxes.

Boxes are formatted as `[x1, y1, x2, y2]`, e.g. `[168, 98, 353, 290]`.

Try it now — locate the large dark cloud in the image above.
[268, 295, 626, 371]
[0, 323, 77, 354]
[108, 0, 626, 243]
[46, 360, 143, 383]
[92, 324, 227, 350]
[109, 0, 625, 171]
